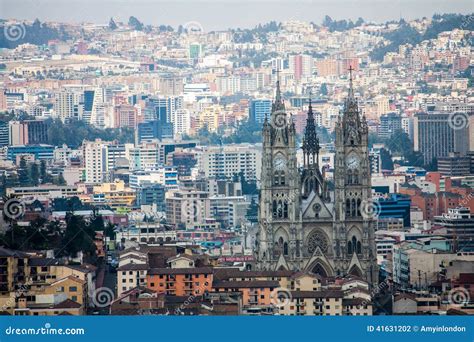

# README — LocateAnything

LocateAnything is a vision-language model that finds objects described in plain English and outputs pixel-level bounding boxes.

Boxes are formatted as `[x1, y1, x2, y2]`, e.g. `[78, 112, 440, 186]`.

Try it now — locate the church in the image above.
[256, 71, 378, 284]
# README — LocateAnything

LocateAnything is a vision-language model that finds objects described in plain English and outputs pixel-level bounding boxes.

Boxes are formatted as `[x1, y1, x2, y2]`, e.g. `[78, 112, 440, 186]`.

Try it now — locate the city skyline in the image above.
[2, 0, 474, 30]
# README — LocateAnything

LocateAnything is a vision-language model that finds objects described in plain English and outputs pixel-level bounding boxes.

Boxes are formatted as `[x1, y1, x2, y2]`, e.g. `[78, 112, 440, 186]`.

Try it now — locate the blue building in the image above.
[7, 144, 55, 161]
[376, 194, 411, 227]
[249, 99, 272, 125]
[136, 120, 173, 144]
[136, 183, 166, 211]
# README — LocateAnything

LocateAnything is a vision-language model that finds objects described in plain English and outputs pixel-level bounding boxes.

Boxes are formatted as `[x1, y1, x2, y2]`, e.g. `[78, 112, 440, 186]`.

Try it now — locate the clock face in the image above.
[346, 155, 360, 169]
[273, 156, 287, 170]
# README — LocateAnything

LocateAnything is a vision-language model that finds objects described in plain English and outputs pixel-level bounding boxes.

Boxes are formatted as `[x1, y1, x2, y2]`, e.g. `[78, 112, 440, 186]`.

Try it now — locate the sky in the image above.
[1, 0, 473, 31]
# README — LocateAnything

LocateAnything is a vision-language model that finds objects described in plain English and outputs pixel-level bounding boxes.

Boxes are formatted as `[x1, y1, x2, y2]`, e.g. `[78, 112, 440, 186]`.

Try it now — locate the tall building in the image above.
[437, 152, 471, 176]
[414, 112, 470, 165]
[199, 144, 261, 182]
[249, 99, 272, 125]
[434, 208, 474, 252]
[256, 73, 377, 284]
[83, 140, 108, 184]
[54, 91, 83, 122]
[378, 112, 402, 139]
[289, 54, 312, 81]
[9, 120, 48, 146]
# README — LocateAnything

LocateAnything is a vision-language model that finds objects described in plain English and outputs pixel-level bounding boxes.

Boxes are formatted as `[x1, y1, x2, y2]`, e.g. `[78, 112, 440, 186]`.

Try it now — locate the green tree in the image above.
[379, 148, 394, 171]
[18, 157, 31, 186]
[29, 162, 40, 186]
[109, 17, 118, 30]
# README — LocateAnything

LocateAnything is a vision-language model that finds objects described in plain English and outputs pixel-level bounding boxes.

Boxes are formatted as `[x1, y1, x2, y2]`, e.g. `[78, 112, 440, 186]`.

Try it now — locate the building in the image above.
[434, 207, 474, 252]
[376, 194, 411, 228]
[437, 152, 471, 176]
[256, 75, 377, 283]
[378, 112, 401, 139]
[414, 112, 470, 165]
[165, 188, 211, 228]
[249, 99, 272, 125]
[199, 144, 261, 182]
[7, 144, 54, 161]
[83, 139, 108, 184]
[136, 183, 166, 210]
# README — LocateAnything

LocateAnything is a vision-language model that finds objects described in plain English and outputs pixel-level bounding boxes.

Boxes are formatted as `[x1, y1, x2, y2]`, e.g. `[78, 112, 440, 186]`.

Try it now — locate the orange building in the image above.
[212, 280, 279, 306]
[147, 267, 213, 296]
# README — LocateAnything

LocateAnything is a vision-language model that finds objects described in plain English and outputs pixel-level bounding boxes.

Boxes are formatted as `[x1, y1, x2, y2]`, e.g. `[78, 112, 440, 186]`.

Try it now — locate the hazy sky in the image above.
[1, 0, 473, 31]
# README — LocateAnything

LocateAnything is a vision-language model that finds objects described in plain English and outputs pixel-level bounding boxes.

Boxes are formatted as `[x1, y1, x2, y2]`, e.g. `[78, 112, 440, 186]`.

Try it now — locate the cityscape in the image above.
[0, 6, 473, 317]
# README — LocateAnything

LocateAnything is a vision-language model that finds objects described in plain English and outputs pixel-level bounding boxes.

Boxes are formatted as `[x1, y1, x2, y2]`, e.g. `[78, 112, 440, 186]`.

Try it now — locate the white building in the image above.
[197, 143, 262, 182]
[83, 139, 108, 184]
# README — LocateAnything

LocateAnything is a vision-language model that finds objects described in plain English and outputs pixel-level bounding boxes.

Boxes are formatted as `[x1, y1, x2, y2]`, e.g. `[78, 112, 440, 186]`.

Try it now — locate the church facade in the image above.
[256, 74, 378, 285]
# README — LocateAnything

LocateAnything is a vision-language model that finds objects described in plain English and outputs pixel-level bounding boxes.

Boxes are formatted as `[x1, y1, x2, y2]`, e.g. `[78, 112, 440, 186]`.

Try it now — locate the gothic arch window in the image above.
[352, 236, 357, 250]
[347, 171, 353, 185]
[307, 231, 329, 254]
[357, 198, 361, 216]
[351, 198, 356, 217]
[346, 199, 351, 216]
[283, 242, 288, 256]
[353, 170, 359, 184]
[347, 241, 353, 255]
[357, 241, 362, 254]
[311, 263, 328, 277]
[272, 200, 277, 217]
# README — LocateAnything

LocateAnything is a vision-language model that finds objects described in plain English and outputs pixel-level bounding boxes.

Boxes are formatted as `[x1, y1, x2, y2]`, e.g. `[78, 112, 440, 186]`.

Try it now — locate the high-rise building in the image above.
[83, 140, 108, 184]
[256, 74, 377, 284]
[199, 143, 261, 182]
[289, 54, 313, 81]
[8, 120, 48, 146]
[249, 99, 272, 125]
[434, 207, 474, 252]
[437, 152, 471, 176]
[414, 112, 470, 165]
[54, 91, 83, 122]
[378, 112, 402, 139]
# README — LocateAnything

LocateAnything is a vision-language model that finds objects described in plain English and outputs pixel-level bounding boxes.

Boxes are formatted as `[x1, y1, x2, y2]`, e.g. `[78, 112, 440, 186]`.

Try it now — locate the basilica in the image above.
[256, 72, 378, 284]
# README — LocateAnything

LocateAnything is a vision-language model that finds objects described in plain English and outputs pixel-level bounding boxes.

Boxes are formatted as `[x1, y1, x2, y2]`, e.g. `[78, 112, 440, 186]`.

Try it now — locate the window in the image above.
[69, 286, 77, 292]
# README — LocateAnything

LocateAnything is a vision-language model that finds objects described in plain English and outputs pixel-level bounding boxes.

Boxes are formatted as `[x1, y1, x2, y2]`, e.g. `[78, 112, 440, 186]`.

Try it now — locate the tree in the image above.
[128, 16, 144, 31]
[59, 213, 96, 258]
[39, 160, 50, 184]
[320, 83, 328, 96]
[29, 162, 40, 186]
[18, 157, 31, 186]
[379, 148, 394, 171]
[109, 17, 118, 30]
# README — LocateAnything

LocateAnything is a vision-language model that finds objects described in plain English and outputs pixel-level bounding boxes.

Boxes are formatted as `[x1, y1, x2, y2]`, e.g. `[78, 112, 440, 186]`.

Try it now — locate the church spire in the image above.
[302, 90, 320, 165]
[272, 66, 285, 112]
[348, 65, 354, 99]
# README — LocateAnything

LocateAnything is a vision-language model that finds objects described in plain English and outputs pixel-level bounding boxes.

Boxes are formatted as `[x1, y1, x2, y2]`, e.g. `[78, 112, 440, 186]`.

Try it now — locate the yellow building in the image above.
[91, 179, 136, 208]
[197, 105, 221, 132]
